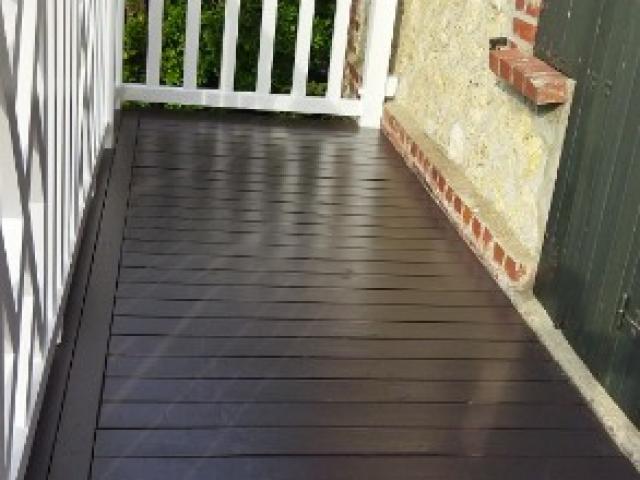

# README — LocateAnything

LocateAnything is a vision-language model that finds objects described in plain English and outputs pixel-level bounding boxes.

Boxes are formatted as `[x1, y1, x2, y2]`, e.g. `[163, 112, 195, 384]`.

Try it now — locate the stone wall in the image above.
[387, 0, 572, 267]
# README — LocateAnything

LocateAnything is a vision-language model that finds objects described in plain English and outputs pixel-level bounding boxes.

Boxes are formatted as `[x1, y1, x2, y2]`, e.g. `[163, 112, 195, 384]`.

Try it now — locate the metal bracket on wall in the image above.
[489, 37, 509, 51]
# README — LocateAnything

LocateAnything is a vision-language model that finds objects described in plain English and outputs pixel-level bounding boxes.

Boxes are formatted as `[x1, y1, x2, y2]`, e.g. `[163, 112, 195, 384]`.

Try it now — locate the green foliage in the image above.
[123, 3, 148, 84]
[123, 0, 335, 97]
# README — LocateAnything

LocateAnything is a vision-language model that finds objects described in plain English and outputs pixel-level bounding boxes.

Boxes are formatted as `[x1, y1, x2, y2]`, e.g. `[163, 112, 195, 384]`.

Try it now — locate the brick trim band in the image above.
[381, 106, 533, 288]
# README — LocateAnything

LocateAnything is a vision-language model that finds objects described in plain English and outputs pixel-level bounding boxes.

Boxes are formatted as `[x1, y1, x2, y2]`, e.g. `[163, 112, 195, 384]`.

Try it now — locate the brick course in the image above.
[381, 107, 532, 287]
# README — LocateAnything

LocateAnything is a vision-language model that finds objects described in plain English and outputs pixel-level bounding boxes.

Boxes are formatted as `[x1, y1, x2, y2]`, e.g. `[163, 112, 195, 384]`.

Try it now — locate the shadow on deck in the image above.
[26, 111, 638, 480]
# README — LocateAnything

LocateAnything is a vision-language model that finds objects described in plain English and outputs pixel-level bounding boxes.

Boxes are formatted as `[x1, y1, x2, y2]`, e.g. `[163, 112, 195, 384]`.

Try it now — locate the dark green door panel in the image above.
[536, 0, 605, 78]
[534, 0, 640, 426]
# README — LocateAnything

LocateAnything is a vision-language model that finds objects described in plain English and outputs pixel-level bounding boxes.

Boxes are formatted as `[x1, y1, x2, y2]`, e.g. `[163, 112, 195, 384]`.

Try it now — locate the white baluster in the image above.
[184, 0, 202, 89]
[359, 0, 398, 128]
[256, 0, 278, 94]
[291, 0, 315, 97]
[326, 0, 351, 100]
[220, 0, 241, 92]
[146, 0, 164, 86]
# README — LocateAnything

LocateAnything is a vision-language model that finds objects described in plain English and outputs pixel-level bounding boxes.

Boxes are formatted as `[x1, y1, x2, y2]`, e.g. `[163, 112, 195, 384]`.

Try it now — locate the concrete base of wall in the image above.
[381, 101, 640, 472]
[510, 291, 640, 471]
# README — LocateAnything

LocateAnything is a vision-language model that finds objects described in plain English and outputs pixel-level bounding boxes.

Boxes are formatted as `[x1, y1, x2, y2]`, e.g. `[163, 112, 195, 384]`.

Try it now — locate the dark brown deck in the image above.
[28, 111, 638, 480]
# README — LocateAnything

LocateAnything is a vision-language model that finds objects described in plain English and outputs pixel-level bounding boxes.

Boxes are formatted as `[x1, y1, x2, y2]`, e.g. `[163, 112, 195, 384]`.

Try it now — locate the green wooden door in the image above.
[534, 0, 640, 426]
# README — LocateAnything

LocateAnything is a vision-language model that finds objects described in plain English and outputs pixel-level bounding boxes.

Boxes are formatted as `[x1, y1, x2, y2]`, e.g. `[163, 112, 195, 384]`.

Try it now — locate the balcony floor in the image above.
[28, 111, 638, 480]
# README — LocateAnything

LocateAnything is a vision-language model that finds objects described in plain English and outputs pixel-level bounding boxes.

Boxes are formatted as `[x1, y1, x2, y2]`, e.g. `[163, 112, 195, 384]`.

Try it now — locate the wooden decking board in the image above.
[108, 318, 535, 340]
[126, 204, 439, 219]
[118, 257, 482, 277]
[97, 403, 592, 429]
[112, 303, 524, 324]
[128, 189, 428, 204]
[105, 357, 559, 381]
[124, 228, 457, 244]
[121, 240, 466, 257]
[102, 378, 581, 404]
[133, 152, 412, 167]
[129, 168, 419, 184]
[93, 428, 620, 457]
[132, 162, 413, 177]
[107, 337, 546, 361]
[30, 111, 638, 480]
[124, 208, 447, 223]
[115, 269, 494, 289]
[91, 456, 637, 480]
[114, 285, 509, 306]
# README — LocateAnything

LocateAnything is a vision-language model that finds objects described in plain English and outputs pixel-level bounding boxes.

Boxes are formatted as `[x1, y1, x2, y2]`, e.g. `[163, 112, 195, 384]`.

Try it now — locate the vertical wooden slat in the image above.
[146, 0, 164, 86]
[220, 0, 241, 92]
[326, 0, 351, 99]
[183, 0, 202, 89]
[291, 0, 315, 97]
[256, 0, 278, 94]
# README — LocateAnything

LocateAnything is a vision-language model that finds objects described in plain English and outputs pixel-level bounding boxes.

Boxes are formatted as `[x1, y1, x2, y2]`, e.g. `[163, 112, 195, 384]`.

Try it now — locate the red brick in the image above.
[512, 57, 553, 93]
[524, 72, 568, 104]
[472, 218, 482, 239]
[489, 49, 527, 83]
[513, 18, 538, 44]
[526, 4, 541, 17]
[516, 0, 525, 11]
[446, 186, 454, 203]
[419, 150, 429, 170]
[482, 228, 493, 248]
[462, 205, 472, 226]
[454, 196, 462, 214]
[431, 167, 439, 183]
[508, 57, 543, 90]
[411, 141, 418, 158]
[493, 243, 505, 264]
[437, 175, 446, 193]
[505, 256, 526, 282]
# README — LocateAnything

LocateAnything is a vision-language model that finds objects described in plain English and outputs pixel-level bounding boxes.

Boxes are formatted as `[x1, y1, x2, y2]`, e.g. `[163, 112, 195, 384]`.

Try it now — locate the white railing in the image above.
[0, 0, 116, 479]
[118, 0, 399, 128]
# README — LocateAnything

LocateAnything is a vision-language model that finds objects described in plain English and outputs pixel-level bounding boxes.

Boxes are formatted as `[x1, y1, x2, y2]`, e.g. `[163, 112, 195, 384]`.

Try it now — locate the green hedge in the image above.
[124, 0, 335, 96]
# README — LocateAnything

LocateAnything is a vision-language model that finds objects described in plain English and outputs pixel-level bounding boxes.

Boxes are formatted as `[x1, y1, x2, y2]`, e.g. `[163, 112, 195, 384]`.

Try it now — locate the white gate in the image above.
[117, 0, 399, 128]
